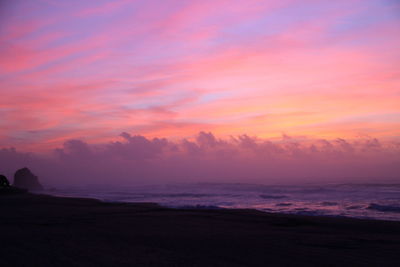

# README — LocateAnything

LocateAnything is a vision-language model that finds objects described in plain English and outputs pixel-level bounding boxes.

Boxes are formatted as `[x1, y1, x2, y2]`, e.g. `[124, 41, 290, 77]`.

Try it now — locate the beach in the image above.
[1, 192, 400, 266]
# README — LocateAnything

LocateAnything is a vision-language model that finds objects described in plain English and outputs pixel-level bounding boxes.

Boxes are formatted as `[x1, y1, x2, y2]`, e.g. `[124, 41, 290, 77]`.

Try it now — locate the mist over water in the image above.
[51, 182, 400, 221]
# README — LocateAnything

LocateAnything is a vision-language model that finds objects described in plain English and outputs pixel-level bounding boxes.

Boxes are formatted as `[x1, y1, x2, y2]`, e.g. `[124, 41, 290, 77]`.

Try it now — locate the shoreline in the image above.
[48, 190, 400, 222]
[30, 191, 398, 222]
[1, 192, 400, 266]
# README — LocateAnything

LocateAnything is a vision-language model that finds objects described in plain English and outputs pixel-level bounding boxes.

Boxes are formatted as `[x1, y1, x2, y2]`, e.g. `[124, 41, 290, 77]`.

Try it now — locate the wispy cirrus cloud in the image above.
[0, 0, 399, 151]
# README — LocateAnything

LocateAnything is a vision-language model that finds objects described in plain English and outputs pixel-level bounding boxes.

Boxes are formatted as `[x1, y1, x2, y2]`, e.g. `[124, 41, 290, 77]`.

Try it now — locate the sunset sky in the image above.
[0, 1, 400, 185]
[1, 0, 399, 151]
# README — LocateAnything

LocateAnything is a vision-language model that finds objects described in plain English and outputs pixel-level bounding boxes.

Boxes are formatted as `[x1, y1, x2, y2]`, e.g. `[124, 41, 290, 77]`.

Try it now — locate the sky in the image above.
[0, 0, 399, 185]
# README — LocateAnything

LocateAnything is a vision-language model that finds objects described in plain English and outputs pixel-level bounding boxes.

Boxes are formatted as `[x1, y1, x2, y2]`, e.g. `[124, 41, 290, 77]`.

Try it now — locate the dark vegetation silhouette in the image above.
[0, 174, 26, 194]
[0, 175, 10, 188]
[13, 167, 43, 191]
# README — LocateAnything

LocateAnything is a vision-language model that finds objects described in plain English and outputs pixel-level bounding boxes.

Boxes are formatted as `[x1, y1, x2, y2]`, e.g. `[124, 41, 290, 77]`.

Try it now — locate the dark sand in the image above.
[1, 193, 400, 266]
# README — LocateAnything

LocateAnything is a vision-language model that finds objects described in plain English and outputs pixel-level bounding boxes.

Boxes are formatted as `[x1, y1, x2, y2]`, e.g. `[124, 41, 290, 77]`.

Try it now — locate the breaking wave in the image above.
[51, 183, 400, 221]
[367, 203, 400, 213]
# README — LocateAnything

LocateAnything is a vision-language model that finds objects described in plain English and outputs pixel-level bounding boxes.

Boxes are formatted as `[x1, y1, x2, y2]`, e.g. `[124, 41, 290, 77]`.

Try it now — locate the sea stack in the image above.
[13, 167, 43, 191]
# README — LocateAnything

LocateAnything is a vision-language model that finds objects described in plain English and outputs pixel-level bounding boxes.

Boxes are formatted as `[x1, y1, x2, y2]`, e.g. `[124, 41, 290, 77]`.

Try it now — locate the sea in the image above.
[49, 183, 400, 221]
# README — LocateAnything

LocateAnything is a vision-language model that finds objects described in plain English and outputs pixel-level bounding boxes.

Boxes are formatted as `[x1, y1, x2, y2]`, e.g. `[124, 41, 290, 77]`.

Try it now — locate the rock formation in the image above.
[13, 168, 43, 191]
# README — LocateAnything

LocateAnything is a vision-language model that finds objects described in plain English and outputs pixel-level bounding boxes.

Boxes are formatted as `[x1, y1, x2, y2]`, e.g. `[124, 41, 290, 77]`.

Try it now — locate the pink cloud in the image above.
[0, 0, 399, 154]
[76, 0, 131, 17]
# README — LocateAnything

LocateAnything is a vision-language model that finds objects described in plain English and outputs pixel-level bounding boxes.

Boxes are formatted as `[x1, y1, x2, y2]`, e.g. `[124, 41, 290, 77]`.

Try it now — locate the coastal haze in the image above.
[1, 1, 400, 216]
[1, 131, 399, 187]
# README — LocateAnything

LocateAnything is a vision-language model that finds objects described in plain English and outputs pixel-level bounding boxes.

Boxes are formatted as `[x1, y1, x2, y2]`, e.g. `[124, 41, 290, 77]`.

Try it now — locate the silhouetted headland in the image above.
[1, 186, 400, 266]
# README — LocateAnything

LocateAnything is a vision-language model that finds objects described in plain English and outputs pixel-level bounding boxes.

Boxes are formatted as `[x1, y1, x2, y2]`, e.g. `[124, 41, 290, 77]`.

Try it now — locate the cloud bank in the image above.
[1, 132, 399, 187]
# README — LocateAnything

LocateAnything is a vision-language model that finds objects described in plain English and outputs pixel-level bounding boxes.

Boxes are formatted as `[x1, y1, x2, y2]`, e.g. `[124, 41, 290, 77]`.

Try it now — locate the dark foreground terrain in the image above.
[1, 193, 400, 266]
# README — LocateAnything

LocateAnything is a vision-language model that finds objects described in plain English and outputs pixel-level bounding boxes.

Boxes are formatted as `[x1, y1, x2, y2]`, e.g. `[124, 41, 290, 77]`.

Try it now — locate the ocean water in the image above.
[50, 183, 400, 221]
